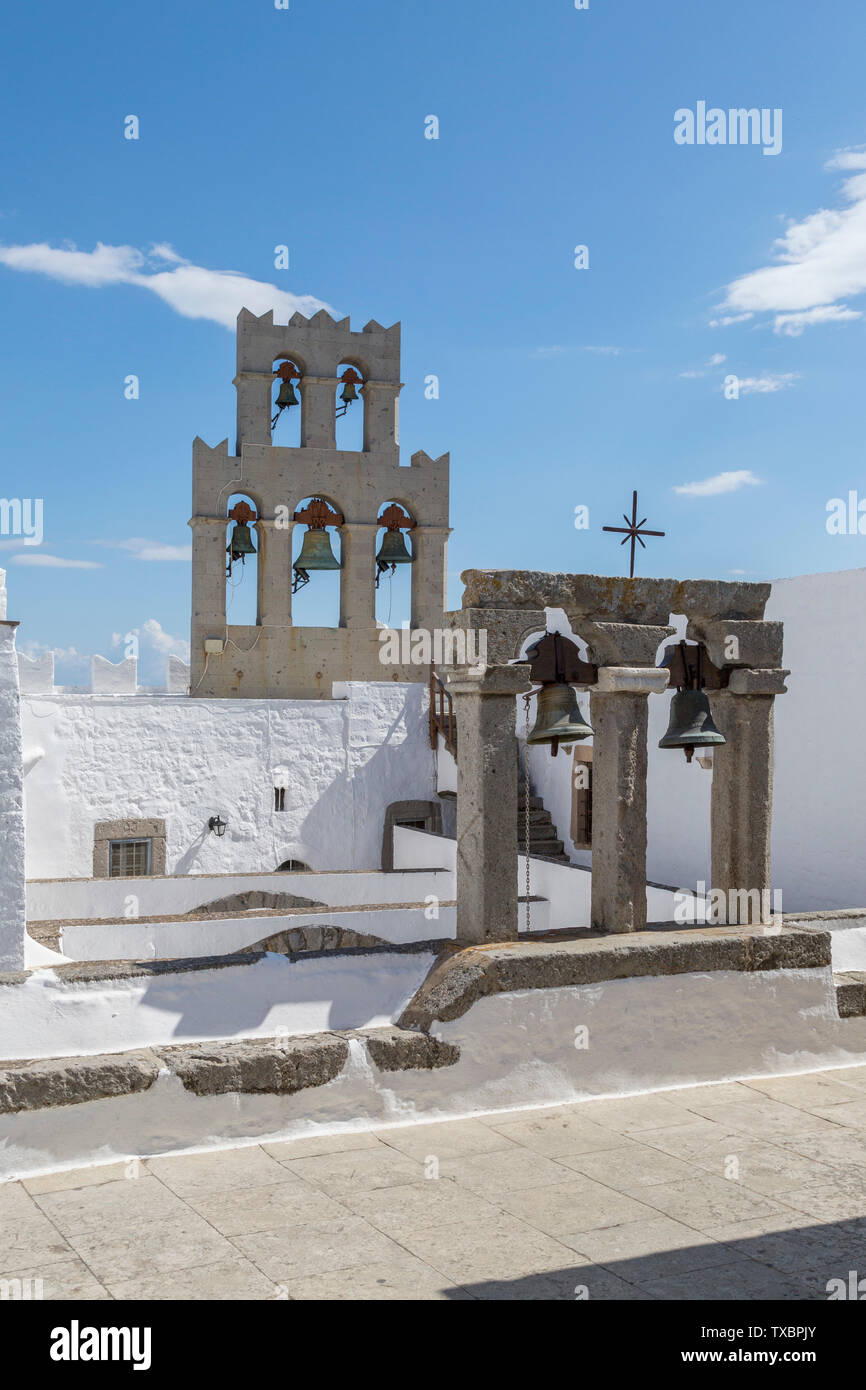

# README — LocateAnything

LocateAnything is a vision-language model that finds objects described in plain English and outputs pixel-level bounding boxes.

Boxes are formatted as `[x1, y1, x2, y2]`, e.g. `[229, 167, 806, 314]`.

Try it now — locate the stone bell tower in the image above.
[189, 308, 450, 699]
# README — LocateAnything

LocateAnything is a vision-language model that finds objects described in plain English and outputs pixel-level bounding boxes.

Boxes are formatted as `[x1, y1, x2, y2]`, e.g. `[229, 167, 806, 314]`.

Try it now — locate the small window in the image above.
[396, 819, 427, 831]
[109, 838, 152, 878]
[277, 858, 310, 872]
[274, 787, 286, 812]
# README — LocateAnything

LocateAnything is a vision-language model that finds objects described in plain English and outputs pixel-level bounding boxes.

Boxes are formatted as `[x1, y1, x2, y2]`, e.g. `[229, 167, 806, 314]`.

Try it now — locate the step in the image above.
[835, 972, 866, 1018]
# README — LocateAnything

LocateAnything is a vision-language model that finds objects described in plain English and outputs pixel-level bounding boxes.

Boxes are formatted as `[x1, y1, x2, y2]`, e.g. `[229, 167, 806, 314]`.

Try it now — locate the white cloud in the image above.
[581, 345, 623, 356]
[530, 346, 567, 359]
[726, 372, 800, 394]
[709, 312, 753, 328]
[0, 241, 334, 330]
[678, 369, 705, 379]
[707, 353, 727, 366]
[773, 304, 862, 336]
[673, 470, 763, 497]
[11, 553, 101, 568]
[715, 151, 866, 334]
[19, 640, 88, 665]
[112, 619, 190, 662]
[103, 538, 192, 562]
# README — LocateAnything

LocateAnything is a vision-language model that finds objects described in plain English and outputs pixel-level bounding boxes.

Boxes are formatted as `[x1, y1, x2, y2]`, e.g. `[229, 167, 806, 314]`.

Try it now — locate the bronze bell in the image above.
[227, 521, 256, 563]
[659, 688, 726, 763]
[527, 683, 593, 757]
[376, 529, 413, 568]
[275, 380, 299, 410]
[292, 526, 341, 591]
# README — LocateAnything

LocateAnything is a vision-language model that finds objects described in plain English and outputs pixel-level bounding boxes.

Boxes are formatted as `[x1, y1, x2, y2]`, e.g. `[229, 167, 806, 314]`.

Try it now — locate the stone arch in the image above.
[375, 500, 415, 628]
[225, 493, 260, 627]
[271, 357, 303, 447]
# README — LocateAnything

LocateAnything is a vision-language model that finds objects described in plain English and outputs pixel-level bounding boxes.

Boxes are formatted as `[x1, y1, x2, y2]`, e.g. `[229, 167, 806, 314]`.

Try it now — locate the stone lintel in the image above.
[726, 668, 790, 696]
[446, 663, 532, 699]
[459, 572, 771, 624]
[580, 622, 674, 666]
[595, 666, 670, 695]
[687, 618, 784, 669]
[398, 926, 832, 1031]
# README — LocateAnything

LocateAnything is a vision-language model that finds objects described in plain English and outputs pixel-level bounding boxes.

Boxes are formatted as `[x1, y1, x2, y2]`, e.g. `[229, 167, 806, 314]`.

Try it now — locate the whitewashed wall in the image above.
[21, 682, 436, 880]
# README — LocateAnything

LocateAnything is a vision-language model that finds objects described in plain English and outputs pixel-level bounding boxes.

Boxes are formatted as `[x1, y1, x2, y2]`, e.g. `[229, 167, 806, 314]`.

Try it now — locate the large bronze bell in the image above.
[527, 682, 593, 756]
[292, 526, 341, 591]
[227, 521, 256, 564]
[659, 688, 726, 763]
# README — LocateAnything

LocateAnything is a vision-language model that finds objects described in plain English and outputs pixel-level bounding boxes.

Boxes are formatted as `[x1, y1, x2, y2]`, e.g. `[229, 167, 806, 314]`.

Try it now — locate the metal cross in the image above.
[602, 490, 665, 578]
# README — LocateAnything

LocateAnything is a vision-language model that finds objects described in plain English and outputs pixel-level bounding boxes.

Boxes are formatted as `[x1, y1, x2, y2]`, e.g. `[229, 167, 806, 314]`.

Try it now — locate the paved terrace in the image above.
[3, 1067, 866, 1299]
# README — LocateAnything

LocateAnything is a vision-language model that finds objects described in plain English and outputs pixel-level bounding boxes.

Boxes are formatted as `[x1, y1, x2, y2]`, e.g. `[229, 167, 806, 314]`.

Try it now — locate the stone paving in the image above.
[4, 1067, 866, 1300]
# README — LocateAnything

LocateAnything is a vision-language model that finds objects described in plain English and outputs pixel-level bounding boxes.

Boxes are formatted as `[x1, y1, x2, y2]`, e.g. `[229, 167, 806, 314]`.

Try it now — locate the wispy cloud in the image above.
[530, 345, 567, 359]
[98, 537, 192, 562]
[707, 353, 727, 366]
[673, 470, 763, 497]
[726, 372, 800, 394]
[530, 344, 625, 359]
[11, 553, 101, 568]
[0, 241, 334, 330]
[714, 148, 866, 335]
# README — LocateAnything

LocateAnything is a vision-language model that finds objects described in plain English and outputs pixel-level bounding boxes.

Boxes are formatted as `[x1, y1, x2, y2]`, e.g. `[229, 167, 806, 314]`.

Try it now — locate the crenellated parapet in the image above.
[17, 653, 191, 696]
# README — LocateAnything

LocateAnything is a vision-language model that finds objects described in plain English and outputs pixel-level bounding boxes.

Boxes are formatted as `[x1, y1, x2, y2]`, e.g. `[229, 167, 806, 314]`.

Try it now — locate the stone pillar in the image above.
[189, 516, 228, 687]
[339, 523, 377, 629]
[590, 666, 670, 933]
[447, 664, 532, 945]
[709, 668, 788, 924]
[410, 525, 450, 632]
[361, 381, 401, 453]
[0, 616, 26, 971]
[259, 518, 293, 627]
[300, 377, 337, 449]
[234, 371, 273, 451]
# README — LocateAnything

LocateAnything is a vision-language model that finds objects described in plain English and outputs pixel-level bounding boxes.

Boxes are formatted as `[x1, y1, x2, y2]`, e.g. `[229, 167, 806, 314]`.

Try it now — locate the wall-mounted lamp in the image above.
[208, 815, 227, 837]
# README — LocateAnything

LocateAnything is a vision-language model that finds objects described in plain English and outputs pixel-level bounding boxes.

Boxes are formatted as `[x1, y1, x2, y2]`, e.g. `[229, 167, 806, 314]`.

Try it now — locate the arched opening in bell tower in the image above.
[224, 494, 260, 627]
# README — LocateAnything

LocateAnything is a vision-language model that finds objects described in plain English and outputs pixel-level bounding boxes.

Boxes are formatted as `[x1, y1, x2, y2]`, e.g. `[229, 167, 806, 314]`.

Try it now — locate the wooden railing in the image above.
[429, 666, 457, 759]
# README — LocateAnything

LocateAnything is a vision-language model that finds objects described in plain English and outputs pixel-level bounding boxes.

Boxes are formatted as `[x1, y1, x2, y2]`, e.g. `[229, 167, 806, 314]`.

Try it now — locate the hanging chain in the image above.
[523, 693, 532, 934]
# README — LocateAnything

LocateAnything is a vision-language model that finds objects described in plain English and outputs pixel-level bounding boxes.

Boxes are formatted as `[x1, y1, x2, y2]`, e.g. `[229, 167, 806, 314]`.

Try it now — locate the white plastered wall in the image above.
[21, 682, 436, 880]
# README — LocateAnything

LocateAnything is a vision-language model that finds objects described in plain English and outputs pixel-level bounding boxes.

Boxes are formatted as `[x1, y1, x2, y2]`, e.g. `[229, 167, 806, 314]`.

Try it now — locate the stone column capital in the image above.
[446, 663, 532, 699]
[360, 379, 403, 393]
[579, 621, 674, 667]
[725, 668, 790, 696]
[595, 666, 670, 695]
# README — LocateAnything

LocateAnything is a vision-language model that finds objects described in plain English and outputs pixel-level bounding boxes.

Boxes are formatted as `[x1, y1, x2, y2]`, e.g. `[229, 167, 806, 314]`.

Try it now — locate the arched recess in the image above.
[335, 360, 365, 451]
[374, 501, 415, 627]
[645, 615, 714, 898]
[225, 494, 260, 627]
[291, 495, 343, 627]
[517, 616, 593, 870]
[271, 357, 302, 447]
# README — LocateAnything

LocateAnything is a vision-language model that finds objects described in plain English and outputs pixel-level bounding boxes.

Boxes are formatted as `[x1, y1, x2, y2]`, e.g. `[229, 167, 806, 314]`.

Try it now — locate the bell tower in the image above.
[189, 308, 450, 698]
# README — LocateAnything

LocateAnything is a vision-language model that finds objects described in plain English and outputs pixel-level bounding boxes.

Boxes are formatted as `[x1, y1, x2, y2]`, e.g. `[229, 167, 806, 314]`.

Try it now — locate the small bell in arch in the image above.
[272, 362, 301, 431]
[659, 642, 727, 763]
[226, 501, 257, 578]
[375, 504, 415, 588]
[525, 631, 593, 757]
[336, 367, 363, 417]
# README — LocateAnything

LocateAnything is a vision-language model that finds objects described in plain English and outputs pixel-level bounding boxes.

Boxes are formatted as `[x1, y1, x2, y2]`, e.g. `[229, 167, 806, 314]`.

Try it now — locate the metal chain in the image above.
[523, 693, 532, 934]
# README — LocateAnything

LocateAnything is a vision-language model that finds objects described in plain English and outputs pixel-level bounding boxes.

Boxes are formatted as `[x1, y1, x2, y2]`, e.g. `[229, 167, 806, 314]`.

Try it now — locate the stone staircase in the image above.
[516, 783, 570, 862]
[438, 782, 570, 862]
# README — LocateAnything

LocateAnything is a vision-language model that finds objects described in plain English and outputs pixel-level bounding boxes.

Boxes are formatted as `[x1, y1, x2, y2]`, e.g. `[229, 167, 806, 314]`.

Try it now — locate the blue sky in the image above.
[2, 0, 866, 682]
